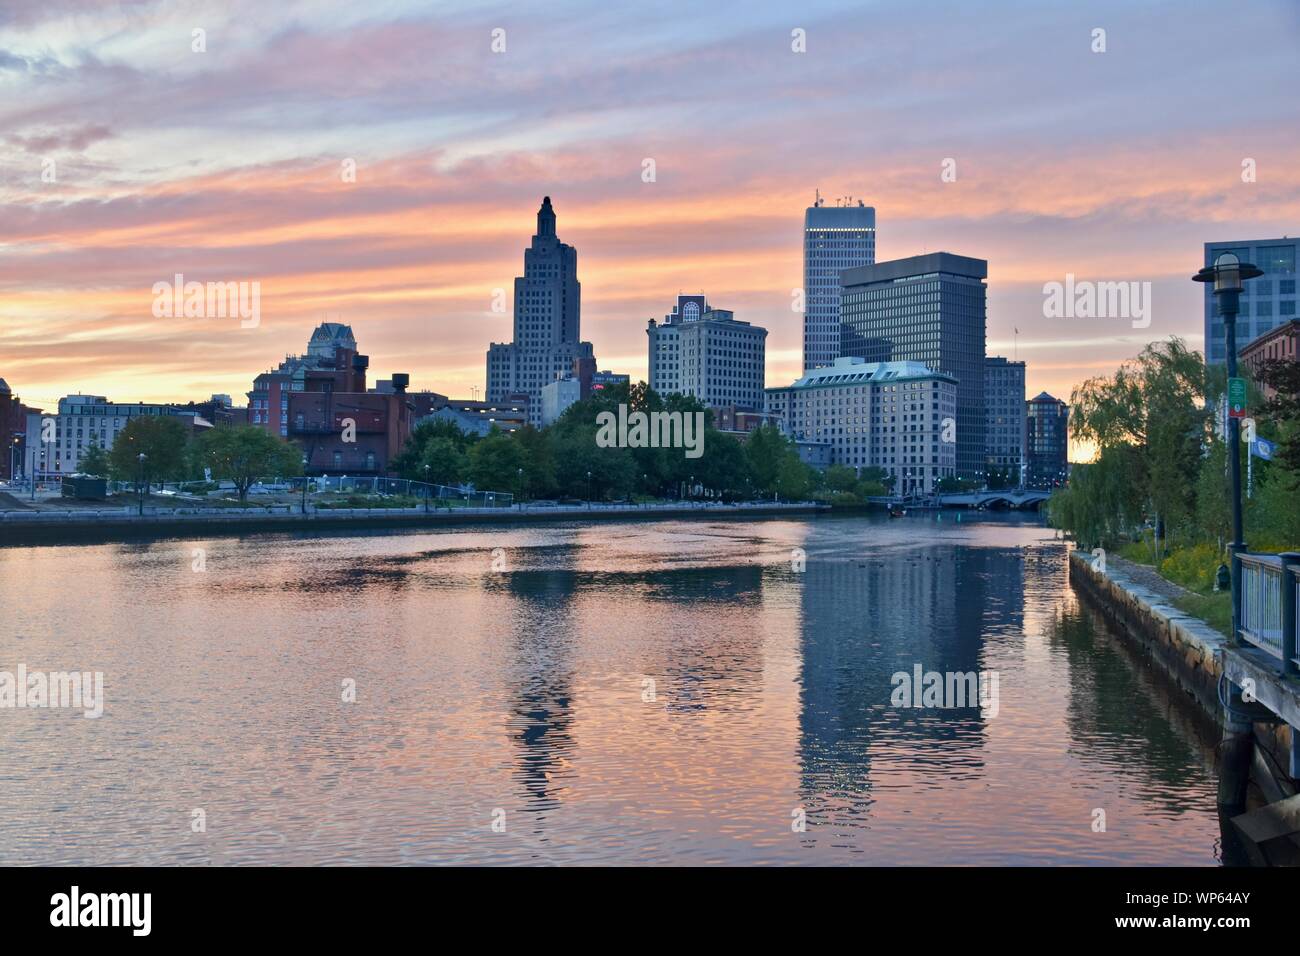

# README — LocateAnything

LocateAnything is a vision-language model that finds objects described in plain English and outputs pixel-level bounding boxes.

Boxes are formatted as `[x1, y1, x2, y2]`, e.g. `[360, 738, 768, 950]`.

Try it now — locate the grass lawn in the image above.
[1174, 591, 1232, 638]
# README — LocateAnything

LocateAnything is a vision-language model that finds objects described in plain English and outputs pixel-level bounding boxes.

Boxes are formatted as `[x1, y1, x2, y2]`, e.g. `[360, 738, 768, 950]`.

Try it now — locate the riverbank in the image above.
[1069, 550, 1300, 864]
[0, 500, 828, 546]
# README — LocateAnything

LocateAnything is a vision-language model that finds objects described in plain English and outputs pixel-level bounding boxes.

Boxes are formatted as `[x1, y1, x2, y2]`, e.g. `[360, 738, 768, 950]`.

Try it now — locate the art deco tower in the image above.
[486, 197, 596, 425]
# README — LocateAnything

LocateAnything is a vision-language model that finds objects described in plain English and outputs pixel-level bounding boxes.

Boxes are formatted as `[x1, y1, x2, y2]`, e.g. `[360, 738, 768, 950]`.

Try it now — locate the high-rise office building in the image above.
[1204, 238, 1298, 364]
[984, 356, 1026, 486]
[840, 252, 988, 479]
[486, 197, 596, 425]
[803, 198, 875, 371]
[764, 356, 958, 495]
[1026, 391, 1069, 489]
[647, 294, 767, 410]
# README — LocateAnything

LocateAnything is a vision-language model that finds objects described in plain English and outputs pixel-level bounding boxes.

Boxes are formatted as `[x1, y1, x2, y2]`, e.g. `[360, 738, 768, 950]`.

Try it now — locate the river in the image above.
[0, 513, 1227, 865]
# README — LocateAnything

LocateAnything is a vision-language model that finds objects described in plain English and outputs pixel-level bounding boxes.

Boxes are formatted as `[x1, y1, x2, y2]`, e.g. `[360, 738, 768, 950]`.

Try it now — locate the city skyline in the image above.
[2, 0, 1298, 458]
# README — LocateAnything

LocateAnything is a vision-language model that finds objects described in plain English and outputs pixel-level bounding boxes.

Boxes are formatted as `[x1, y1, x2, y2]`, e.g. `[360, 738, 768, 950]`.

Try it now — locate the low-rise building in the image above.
[249, 322, 413, 475]
[0, 378, 39, 481]
[423, 398, 529, 437]
[540, 377, 582, 426]
[1241, 318, 1300, 401]
[765, 356, 958, 495]
[27, 395, 211, 478]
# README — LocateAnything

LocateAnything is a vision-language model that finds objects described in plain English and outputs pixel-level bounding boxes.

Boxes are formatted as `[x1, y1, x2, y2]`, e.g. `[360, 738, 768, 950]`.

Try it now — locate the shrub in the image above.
[1159, 543, 1224, 593]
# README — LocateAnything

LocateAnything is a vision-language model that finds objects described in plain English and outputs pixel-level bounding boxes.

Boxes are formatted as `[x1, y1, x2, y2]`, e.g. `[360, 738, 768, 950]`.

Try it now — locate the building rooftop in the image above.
[769, 356, 955, 391]
[1242, 318, 1300, 351]
[841, 252, 988, 286]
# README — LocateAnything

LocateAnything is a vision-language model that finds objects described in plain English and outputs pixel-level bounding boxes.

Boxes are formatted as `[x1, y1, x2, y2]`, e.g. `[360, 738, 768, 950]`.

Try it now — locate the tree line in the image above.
[76, 419, 302, 501]
[1048, 337, 1300, 570]
[391, 383, 892, 503]
[72, 382, 898, 505]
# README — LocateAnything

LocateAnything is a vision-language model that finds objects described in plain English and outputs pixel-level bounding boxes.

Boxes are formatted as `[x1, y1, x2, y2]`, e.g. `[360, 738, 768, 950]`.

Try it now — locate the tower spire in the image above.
[537, 196, 556, 238]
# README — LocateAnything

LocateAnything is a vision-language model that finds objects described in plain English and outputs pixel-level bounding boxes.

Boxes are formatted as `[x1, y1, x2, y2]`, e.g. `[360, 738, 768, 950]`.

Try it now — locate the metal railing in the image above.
[295, 476, 513, 508]
[1237, 552, 1300, 671]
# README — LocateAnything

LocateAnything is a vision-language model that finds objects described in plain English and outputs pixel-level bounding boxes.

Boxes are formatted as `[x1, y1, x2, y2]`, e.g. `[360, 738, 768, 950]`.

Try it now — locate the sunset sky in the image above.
[2, 0, 1298, 442]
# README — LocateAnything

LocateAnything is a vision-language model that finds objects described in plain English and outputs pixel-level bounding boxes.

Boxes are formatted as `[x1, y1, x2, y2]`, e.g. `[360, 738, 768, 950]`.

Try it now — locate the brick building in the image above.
[248, 323, 413, 475]
[0, 379, 40, 481]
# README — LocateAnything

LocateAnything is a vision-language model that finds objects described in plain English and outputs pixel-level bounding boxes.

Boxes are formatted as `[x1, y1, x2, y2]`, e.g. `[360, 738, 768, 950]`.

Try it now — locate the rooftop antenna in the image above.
[815, 188, 822, 207]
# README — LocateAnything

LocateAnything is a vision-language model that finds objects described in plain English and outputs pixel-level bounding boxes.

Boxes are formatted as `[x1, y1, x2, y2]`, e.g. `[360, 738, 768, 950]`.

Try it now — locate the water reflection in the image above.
[0, 515, 1223, 865]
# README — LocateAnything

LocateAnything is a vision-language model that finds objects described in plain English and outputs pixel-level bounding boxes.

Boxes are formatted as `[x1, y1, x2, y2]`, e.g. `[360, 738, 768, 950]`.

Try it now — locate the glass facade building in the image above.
[1204, 238, 1298, 364]
[984, 356, 1026, 486]
[1026, 391, 1069, 489]
[803, 201, 875, 371]
[839, 253, 988, 479]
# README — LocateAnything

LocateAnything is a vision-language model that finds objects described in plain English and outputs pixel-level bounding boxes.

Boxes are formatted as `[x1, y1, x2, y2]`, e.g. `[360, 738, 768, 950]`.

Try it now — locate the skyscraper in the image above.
[984, 356, 1026, 486]
[803, 198, 875, 371]
[1203, 238, 1298, 364]
[840, 252, 988, 480]
[1026, 392, 1069, 489]
[486, 197, 595, 425]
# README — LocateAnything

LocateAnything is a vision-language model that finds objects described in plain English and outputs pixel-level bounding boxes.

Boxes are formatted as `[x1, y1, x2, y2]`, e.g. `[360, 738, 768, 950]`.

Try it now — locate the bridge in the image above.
[869, 489, 1053, 511]
[933, 489, 1052, 510]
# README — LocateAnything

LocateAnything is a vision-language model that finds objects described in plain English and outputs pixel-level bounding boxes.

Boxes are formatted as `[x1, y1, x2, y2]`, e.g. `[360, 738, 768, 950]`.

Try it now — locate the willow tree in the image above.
[1066, 338, 1210, 557]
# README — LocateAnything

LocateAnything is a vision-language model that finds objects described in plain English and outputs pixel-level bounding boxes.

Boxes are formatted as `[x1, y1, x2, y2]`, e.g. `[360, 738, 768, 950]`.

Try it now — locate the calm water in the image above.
[0, 514, 1226, 865]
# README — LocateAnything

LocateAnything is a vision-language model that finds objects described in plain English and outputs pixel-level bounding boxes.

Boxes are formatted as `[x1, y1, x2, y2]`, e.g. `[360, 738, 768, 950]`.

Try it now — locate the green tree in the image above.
[695, 431, 751, 498]
[466, 429, 528, 494]
[419, 438, 469, 487]
[744, 425, 790, 494]
[392, 418, 477, 478]
[774, 454, 815, 501]
[195, 426, 302, 502]
[1068, 338, 1209, 556]
[511, 424, 557, 499]
[108, 416, 190, 486]
[824, 464, 858, 493]
[78, 443, 110, 477]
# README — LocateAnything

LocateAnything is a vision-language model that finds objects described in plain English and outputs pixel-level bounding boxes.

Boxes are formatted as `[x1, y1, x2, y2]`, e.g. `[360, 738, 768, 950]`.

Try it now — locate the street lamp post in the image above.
[424, 464, 431, 514]
[1194, 252, 1263, 644]
[586, 470, 592, 509]
[301, 454, 310, 514]
[137, 452, 147, 516]
[516, 467, 523, 509]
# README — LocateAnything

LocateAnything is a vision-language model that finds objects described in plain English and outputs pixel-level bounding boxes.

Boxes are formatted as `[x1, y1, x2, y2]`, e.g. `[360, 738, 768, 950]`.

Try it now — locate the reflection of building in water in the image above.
[1048, 567, 1220, 812]
[795, 539, 1028, 805]
[498, 569, 580, 818]
[576, 563, 770, 714]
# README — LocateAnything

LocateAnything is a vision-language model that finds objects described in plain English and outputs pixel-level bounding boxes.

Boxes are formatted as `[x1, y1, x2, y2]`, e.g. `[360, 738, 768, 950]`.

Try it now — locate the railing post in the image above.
[1280, 552, 1300, 678]
[1232, 552, 1244, 647]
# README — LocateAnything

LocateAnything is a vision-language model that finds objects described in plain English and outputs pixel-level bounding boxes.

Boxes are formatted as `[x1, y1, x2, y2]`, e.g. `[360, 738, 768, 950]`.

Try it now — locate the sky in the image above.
[2, 0, 1298, 446]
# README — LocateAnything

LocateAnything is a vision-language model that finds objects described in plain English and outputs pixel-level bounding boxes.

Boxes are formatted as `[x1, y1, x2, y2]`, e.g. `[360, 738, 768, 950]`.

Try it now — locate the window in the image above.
[1258, 245, 1296, 275]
